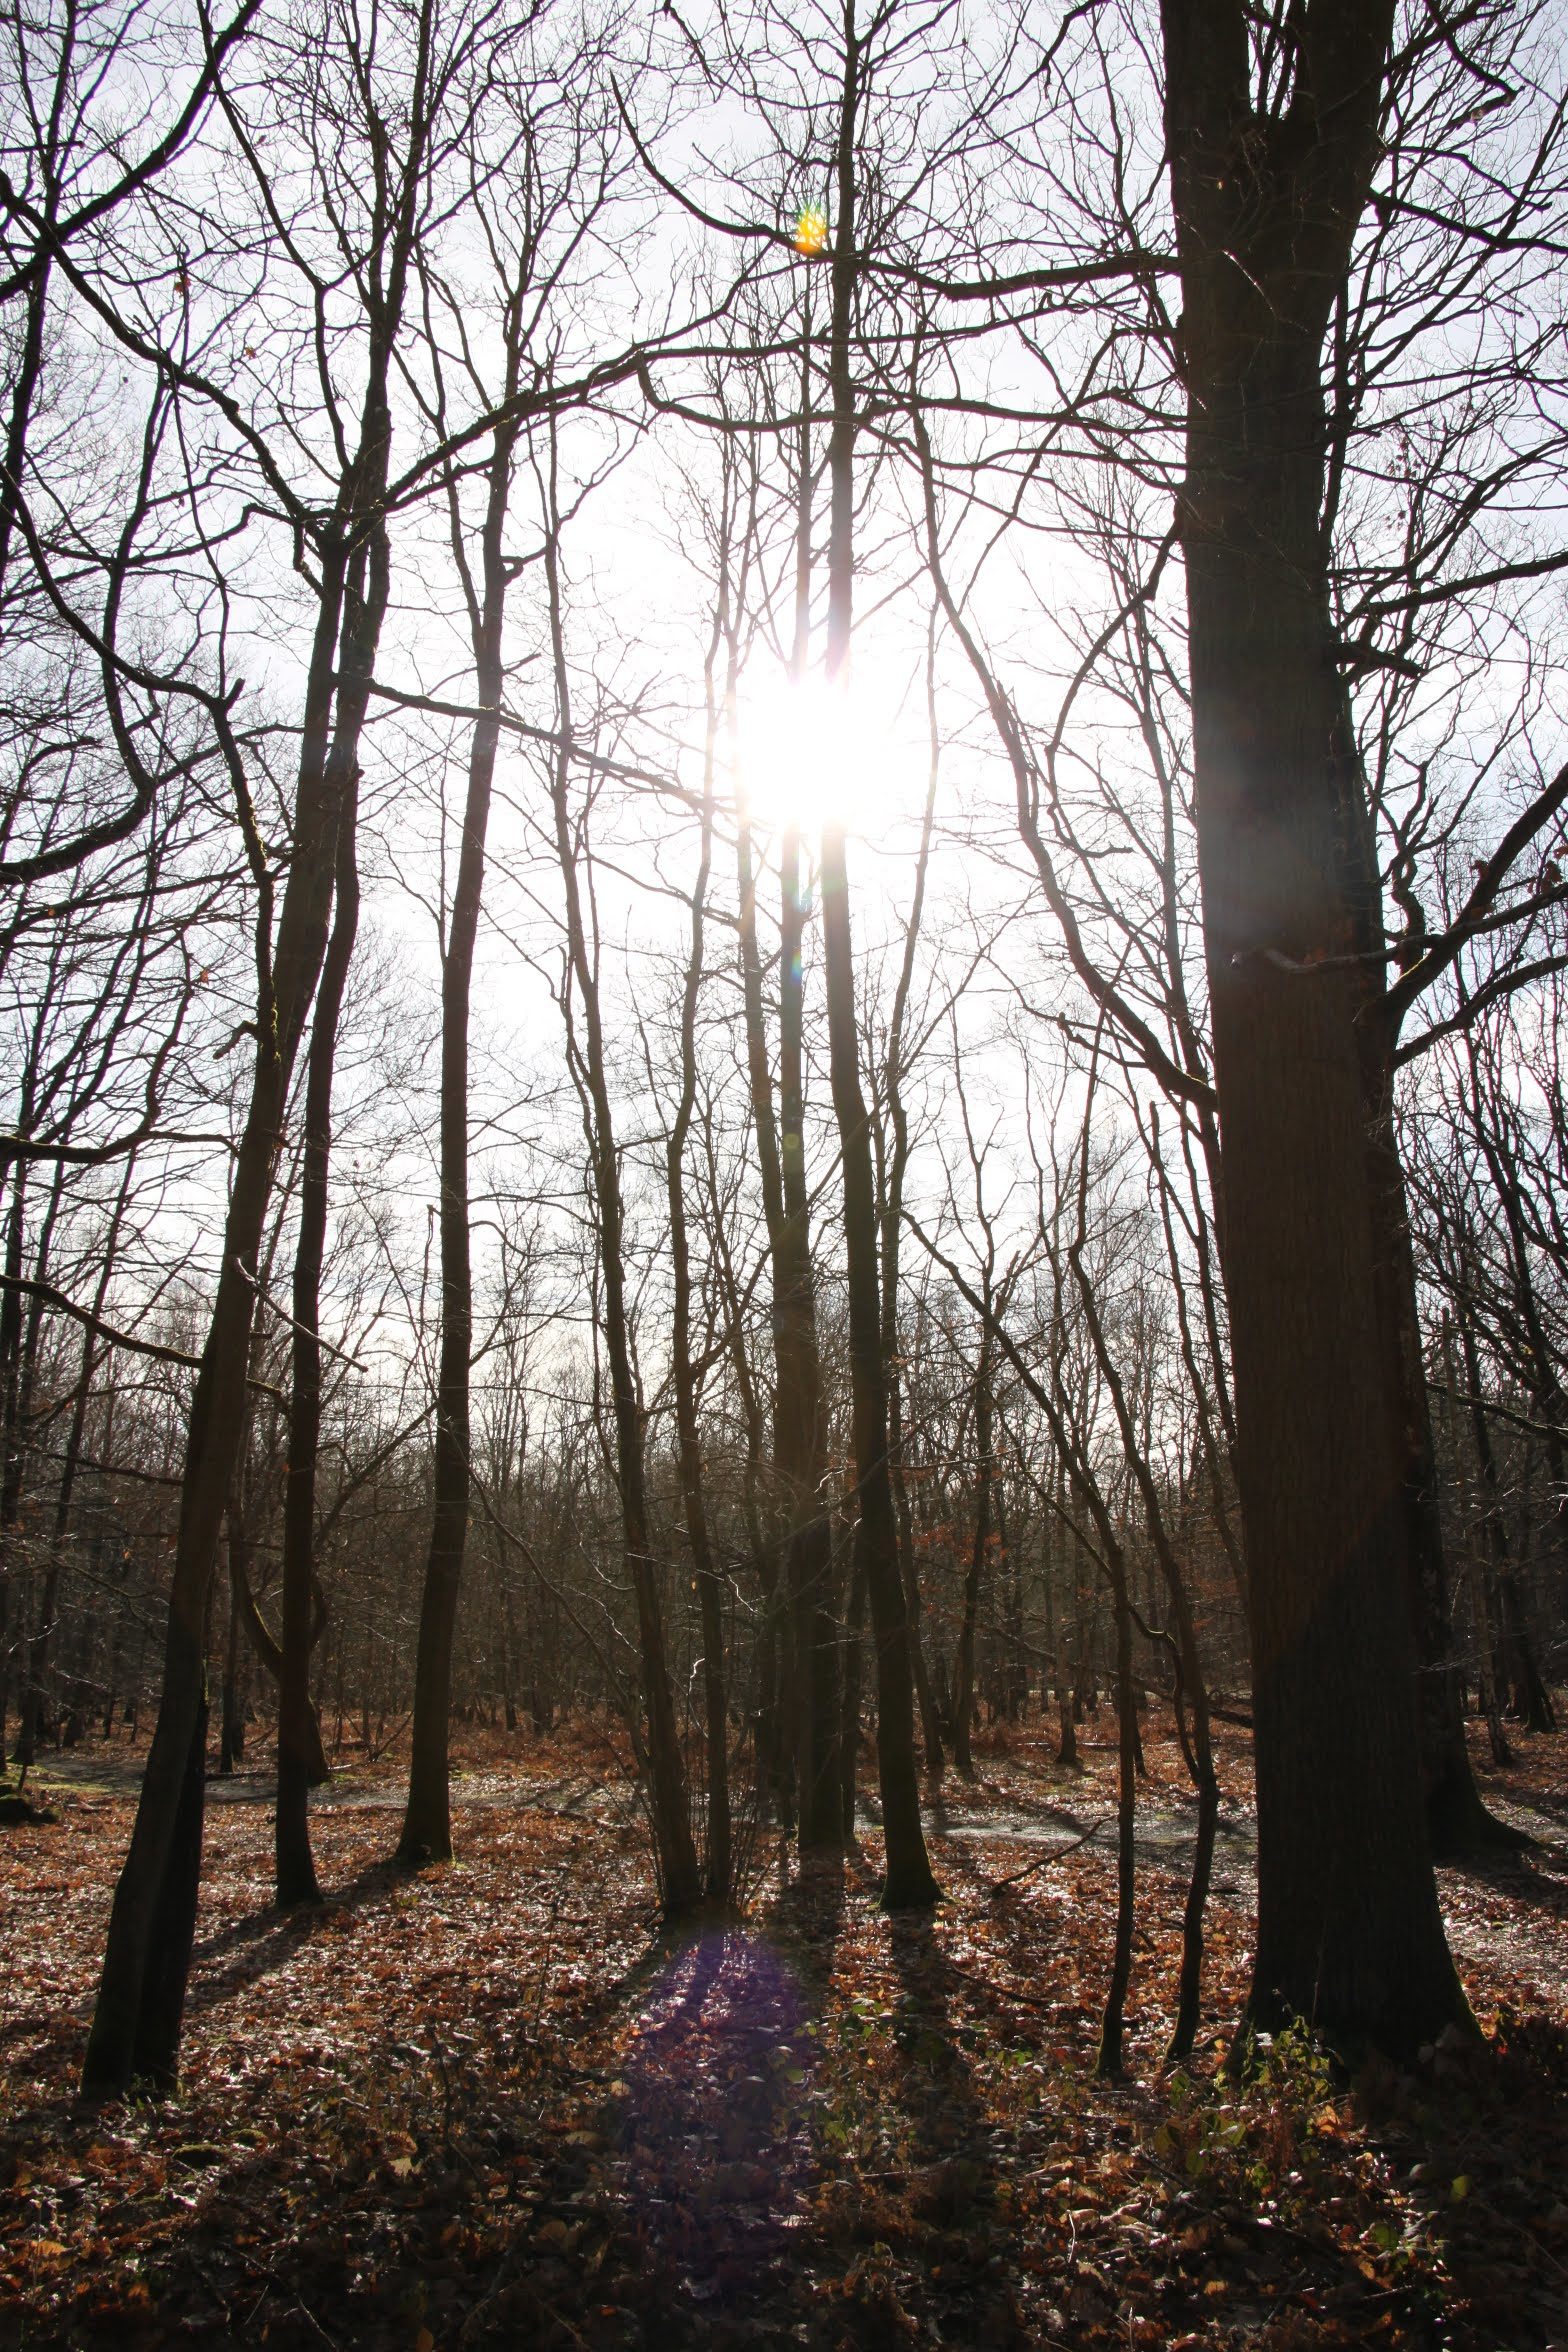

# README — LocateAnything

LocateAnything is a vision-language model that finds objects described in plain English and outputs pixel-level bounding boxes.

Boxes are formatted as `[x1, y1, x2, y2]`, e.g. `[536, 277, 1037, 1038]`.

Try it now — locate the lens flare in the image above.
[793, 205, 828, 256]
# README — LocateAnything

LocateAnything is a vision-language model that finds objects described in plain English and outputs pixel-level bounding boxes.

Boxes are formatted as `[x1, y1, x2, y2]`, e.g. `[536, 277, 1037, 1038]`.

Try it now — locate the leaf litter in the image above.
[2, 1720, 1565, 2350]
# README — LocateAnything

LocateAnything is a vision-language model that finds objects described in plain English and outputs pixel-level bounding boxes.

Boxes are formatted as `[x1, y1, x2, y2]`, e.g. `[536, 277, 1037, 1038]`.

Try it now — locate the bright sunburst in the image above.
[735, 667, 896, 838]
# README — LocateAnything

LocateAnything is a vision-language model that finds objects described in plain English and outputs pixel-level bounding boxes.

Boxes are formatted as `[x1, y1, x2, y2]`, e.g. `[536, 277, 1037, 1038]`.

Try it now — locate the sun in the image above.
[734, 667, 897, 839]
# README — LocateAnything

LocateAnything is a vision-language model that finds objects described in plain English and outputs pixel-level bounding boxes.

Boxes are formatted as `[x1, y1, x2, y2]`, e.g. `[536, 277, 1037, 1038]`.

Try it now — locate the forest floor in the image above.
[3, 1716, 1567, 2352]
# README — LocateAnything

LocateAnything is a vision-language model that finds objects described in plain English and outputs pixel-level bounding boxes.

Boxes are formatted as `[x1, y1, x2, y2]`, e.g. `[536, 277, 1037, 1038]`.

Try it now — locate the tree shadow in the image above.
[1359, 2018, 1568, 2352]
[185, 1858, 400, 2014]
[557, 1878, 842, 2342]
[1440, 1834, 1568, 1926]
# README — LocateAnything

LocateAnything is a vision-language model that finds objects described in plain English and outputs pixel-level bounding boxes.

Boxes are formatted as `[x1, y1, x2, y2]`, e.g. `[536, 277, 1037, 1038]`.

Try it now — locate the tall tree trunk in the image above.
[1096, 1563, 1137, 2081]
[399, 399, 519, 1868]
[779, 828, 842, 1850]
[276, 755, 361, 1904]
[732, 300, 840, 1850]
[1334, 713, 1512, 1849]
[780, 305, 843, 1853]
[541, 461, 701, 1919]
[950, 1341, 992, 1781]
[818, 0, 936, 1910]
[732, 801, 798, 1824]
[80, 0, 448, 2076]
[879, 684, 945, 1782]
[666, 578, 730, 1905]
[83, 460, 392, 2095]
[1162, 0, 1469, 2051]
[0, 1163, 30, 1766]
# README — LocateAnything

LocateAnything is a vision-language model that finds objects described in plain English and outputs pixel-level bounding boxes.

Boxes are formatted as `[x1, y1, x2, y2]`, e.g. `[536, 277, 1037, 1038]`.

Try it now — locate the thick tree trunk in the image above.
[1331, 699, 1513, 1849]
[129, 1687, 209, 2091]
[1164, 0, 1469, 2051]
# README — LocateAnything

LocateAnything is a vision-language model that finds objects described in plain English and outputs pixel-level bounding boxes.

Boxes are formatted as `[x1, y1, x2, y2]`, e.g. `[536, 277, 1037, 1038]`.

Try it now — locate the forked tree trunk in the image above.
[1163, 0, 1470, 2051]
[1336, 730, 1517, 1850]
[80, 0, 451, 2085]
[233, 1547, 330, 1785]
[83, 465, 394, 2094]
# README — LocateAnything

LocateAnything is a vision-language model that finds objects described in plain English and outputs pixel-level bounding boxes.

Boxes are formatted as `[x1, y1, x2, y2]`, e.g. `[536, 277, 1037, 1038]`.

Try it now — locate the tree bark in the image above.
[1162, 0, 1470, 2051]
